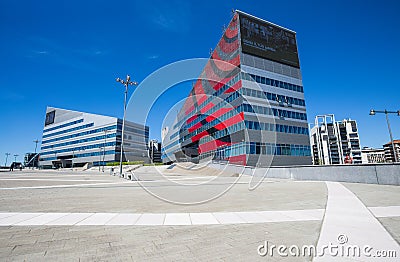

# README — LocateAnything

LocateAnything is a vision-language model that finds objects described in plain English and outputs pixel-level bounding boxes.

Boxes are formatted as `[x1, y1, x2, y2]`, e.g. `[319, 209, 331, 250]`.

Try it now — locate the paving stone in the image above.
[45, 213, 93, 225]
[0, 169, 398, 260]
[0, 213, 43, 226]
[76, 213, 118, 225]
[190, 213, 219, 225]
[105, 213, 142, 225]
[212, 212, 246, 224]
[135, 214, 165, 225]
[164, 213, 191, 225]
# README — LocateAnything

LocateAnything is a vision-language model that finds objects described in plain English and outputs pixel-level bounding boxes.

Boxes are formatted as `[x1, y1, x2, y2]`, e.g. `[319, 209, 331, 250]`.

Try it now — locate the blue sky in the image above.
[1, 0, 399, 163]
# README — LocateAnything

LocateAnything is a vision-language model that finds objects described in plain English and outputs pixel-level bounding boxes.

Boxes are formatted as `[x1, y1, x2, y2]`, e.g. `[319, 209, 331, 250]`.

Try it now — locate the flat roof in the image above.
[235, 9, 296, 34]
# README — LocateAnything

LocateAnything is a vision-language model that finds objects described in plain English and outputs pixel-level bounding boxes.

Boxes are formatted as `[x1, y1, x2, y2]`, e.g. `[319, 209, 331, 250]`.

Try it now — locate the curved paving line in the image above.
[314, 182, 400, 261]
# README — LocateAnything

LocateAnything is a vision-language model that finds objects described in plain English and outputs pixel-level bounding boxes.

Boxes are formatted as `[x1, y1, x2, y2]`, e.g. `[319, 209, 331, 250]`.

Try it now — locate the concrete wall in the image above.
[209, 162, 400, 185]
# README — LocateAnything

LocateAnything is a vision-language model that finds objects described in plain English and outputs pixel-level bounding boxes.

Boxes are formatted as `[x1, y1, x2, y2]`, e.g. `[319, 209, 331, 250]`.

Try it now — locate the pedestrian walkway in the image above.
[0, 170, 399, 261]
[0, 209, 324, 226]
[315, 182, 400, 261]
[1, 204, 399, 227]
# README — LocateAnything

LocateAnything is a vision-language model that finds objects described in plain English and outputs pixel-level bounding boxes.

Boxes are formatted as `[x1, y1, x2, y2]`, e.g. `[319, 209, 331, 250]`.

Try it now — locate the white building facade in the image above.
[39, 107, 149, 168]
[383, 140, 400, 163]
[310, 115, 362, 165]
[361, 147, 386, 163]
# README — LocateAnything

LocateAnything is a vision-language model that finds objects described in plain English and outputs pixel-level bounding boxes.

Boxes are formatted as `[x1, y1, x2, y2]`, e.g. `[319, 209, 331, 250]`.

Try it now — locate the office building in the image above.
[383, 140, 400, 163]
[361, 147, 386, 163]
[310, 115, 362, 165]
[162, 10, 311, 166]
[24, 153, 40, 168]
[149, 140, 162, 163]
[39, 107, 149, 168]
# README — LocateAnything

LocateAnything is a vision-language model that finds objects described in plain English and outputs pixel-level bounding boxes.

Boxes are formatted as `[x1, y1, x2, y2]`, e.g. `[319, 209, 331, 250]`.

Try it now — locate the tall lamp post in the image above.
[51, 145, 57, 168]
[102, 129, 109, 172]
[5, 153, 10, 166]
[72, 150, 75, 170]
[14, 154, 19, 162]
[369, 109, 400, 162]
[98, 146, 103, 172]
[116, 75, 138, 177]
[33, 139, 40, 168]
[73, 149, 84, 170]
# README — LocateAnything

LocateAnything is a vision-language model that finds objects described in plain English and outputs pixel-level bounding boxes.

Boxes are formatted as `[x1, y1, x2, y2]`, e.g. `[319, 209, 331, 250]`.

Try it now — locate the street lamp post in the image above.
[102, 129, 109, 172]
[71, 150, 75, 170]
[50, 145, 56, 168]
[370, 109, 400, 162]
[98, 146, 103, 172]
[5, 153, 10, 166]
[33, 139, 40, 168]
[73, 149, 84, 169]
[14, 154, 19, 162]
[116, 75, 139, 177]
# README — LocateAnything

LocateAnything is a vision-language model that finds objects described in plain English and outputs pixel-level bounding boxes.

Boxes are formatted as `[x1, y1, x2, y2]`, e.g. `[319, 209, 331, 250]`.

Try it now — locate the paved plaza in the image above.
[0, 167, 399, 261]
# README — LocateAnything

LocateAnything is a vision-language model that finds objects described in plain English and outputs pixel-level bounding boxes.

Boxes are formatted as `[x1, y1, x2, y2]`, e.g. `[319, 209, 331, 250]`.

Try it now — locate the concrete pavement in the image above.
[315, 182, 399, 261]
[0, 167, 398, 261]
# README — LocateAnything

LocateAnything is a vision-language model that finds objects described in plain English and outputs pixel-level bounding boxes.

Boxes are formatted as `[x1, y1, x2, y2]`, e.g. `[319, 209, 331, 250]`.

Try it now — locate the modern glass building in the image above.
[39, 107, 149, 168]
[162, 10, 311, 167]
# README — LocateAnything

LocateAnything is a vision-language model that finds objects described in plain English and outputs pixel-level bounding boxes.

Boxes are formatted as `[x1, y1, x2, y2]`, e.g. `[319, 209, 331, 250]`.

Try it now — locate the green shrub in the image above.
[106, 161, 144, 166]
[143, 162, 165, 166]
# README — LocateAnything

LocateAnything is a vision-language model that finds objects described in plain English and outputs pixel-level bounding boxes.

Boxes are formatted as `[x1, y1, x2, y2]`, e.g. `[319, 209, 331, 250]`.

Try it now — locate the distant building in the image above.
[310, 115, 362, 165]
[149, 140, 162, 163]
[39, 107, 149, 168]
[383, 140, 400, 163]
[24, 153, 40, 168]
[361, 147, 386, 163]
[161, 127, 168, 142]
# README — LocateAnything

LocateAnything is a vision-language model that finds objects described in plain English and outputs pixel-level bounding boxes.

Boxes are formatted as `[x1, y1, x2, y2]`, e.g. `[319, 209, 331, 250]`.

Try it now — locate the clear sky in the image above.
[1, 0, 399, 163]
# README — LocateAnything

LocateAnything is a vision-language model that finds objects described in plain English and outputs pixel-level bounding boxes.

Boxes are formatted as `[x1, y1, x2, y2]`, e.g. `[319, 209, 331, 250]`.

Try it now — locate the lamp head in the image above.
[397, 110, 400, 116]
[369, 109, 376, 116]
